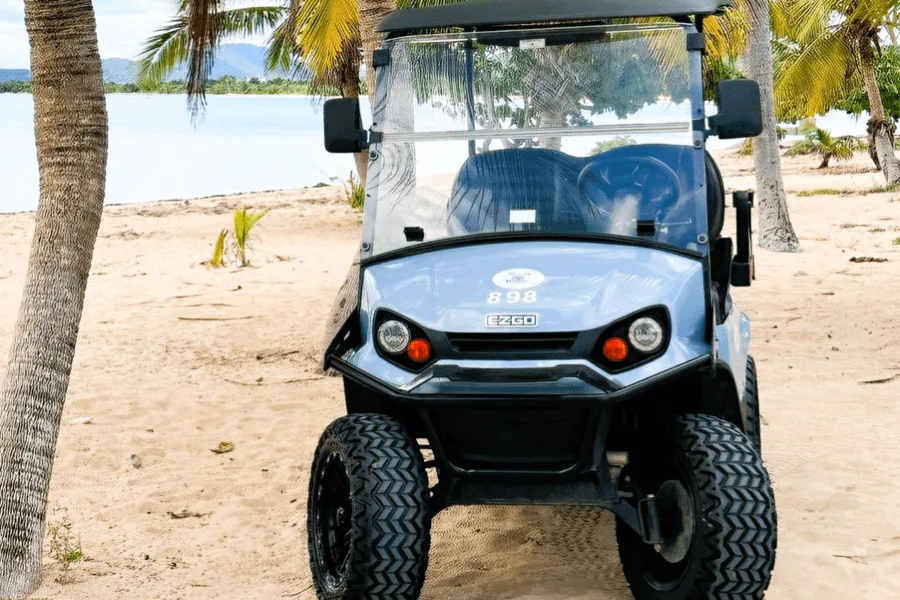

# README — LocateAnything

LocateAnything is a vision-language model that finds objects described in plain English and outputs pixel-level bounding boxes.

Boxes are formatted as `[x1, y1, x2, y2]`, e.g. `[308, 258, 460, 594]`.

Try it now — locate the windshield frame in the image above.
[361, 22, 709, 261]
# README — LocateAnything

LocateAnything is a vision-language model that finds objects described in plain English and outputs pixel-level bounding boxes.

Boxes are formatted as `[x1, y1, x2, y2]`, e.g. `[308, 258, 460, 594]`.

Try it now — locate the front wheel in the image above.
[744, 356, 762, 454]
[307, 414, 431, 600]
[616, 414, 777, 600]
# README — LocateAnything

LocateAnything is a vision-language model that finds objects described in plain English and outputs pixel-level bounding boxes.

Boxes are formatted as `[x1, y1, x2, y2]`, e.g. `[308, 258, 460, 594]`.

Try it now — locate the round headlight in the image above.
[628, 317, 664, 353]
[377, 320, 410, 355]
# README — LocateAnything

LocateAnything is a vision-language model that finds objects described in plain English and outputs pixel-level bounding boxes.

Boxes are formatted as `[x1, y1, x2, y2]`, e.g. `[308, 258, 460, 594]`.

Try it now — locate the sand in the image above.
[1, 151, 900, 599]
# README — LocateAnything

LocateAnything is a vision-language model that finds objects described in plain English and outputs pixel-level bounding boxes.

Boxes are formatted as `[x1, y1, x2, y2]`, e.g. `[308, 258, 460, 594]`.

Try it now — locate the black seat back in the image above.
[447, 148, 591, 236]
[448, 146, 726, 241]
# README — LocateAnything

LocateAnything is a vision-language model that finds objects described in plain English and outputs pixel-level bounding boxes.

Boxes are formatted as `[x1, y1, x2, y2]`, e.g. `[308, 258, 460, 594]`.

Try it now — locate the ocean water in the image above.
[0, 93, 870, 214]
[0, 94, 367, 214]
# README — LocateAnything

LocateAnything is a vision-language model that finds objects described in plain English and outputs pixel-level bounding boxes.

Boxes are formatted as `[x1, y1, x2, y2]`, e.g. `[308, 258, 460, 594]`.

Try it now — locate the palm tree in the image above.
[699, 1, 802, 251]
[742, 0, 802, 251]
[775, 0, 900, 185]
[138, 0, 369, 181]
[785, 127, 867, 168]
[0, 0, 108, 597]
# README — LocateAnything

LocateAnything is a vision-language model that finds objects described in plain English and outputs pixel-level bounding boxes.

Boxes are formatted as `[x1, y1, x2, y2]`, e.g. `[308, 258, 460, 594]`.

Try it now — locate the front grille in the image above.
[446, 332, 579, 355]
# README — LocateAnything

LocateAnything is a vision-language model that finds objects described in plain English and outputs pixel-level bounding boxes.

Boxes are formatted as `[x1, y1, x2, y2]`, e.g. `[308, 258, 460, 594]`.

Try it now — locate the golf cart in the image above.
[310, 0, 776, 598]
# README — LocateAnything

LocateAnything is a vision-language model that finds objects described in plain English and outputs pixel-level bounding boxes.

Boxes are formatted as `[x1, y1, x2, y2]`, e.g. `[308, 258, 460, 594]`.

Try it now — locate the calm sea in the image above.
[0, 94, 869, 214]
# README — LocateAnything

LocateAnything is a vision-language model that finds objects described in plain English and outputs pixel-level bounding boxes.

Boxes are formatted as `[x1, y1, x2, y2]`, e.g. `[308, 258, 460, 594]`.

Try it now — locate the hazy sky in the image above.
[0, 0, 267, 68]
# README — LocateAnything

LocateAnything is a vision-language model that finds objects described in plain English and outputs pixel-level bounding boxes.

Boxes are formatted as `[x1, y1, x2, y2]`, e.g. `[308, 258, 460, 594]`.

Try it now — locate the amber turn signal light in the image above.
[602, 337, 629, 362]
[407, 338, 432, 363]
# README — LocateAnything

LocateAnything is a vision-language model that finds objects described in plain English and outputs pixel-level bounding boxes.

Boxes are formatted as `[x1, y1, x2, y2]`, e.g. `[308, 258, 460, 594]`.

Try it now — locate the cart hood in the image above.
[360, 240, 707, 335]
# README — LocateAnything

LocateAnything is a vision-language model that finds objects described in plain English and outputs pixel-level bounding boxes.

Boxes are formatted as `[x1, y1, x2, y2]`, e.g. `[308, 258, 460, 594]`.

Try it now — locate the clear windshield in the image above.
[365, 24, 707, 256]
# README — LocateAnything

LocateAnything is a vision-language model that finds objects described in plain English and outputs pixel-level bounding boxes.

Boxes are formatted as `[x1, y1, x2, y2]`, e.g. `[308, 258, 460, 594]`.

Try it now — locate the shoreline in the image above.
[0, 92, 329, 98]
[0, 184, 344, 217]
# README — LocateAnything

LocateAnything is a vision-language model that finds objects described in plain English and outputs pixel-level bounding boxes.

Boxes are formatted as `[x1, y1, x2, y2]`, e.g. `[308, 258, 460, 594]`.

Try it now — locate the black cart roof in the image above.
[377, 0, 732, 34]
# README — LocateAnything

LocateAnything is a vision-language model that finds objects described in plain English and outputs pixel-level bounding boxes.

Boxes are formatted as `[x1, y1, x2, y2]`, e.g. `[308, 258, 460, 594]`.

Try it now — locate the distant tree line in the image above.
[0, 75, 366, 96]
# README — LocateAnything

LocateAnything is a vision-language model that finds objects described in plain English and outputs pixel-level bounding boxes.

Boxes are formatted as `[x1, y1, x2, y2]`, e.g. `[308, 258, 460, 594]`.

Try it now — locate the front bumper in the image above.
[329, 353, 712, 405]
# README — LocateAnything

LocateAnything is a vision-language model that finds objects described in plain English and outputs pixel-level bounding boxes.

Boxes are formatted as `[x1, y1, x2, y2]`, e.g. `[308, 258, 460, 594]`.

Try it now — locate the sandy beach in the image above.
[2, 150, 900, 599]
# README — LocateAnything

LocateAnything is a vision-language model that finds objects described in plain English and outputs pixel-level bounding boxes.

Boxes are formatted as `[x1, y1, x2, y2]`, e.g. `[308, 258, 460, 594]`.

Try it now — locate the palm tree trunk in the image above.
[744, 0, 801, 252]
[819, 155, 830, 169]
[859, 38, 900, 186]
[322, 0, 395, 369]
[0, 1, 108, 597]
[359, 0, 395, 108]
[338, 49, 368, 185]
[867, 119, 882, 171]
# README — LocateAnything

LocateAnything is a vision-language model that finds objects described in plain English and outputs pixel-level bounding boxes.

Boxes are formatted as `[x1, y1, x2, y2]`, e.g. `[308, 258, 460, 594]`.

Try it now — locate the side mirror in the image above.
[709, 79, 763, 140]
[324, 98, 368, 153]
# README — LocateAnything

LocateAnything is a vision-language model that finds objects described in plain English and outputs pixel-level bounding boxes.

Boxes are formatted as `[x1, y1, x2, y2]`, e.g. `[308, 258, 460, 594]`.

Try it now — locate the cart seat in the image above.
[447, 147, 726, 241]
[447, 148, 595, 236]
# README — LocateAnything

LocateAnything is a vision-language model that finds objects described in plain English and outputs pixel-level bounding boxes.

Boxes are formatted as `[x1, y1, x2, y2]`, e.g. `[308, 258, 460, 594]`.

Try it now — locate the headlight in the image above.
[628, 317, 664, 353]
[591, 307, 670, 372]
[377, 320, 410, 354]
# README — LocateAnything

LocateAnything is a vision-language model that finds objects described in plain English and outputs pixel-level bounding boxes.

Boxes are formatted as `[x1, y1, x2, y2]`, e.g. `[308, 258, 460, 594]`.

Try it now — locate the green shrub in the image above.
[592, 136, 637, 154]
[785, 128, 866, 168]
[344, 171, 365, 211]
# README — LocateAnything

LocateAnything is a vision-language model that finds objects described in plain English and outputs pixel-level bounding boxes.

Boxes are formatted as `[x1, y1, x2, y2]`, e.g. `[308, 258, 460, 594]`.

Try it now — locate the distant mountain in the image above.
[0, 44, 293, 84]
[158, 44, 291, 81]
[103, 58, 137, 84]
[0, 69, 30, 82]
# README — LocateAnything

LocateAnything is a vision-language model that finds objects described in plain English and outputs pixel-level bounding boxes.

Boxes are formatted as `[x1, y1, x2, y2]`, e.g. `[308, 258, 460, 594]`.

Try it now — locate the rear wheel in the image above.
[307, 414, 430, 600]
[616, 414, 776, 600]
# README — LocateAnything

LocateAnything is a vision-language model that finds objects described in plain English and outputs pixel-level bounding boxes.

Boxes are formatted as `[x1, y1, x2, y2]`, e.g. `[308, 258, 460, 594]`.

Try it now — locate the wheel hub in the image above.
[312, 451, 353, 590]
[652, 479, 694, 564]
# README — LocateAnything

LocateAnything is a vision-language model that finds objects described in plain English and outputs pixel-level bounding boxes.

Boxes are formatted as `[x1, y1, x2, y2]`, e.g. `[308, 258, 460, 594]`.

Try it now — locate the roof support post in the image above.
[465, 38, 476, 157]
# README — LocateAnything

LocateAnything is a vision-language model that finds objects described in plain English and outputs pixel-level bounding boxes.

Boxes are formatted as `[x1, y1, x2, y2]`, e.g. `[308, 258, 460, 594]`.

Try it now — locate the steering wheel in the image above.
[577, 155, 682, 229]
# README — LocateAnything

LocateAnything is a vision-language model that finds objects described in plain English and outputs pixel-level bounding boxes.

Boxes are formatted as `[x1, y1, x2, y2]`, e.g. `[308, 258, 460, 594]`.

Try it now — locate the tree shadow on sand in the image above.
[422, 505, 632, 600]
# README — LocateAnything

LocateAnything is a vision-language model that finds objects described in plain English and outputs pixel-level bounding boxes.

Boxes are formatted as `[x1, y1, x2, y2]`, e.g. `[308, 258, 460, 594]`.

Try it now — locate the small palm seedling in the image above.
[208, 229, 228, 267]
[785, 128, 866, 168]
[204, 208, 267, 268]
[234, 207, 268, 267]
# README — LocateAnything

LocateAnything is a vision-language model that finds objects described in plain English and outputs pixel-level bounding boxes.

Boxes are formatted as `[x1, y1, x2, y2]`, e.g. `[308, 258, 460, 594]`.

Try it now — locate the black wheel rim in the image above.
[627, 457, 696, 592]
[312, 450, 353, 590]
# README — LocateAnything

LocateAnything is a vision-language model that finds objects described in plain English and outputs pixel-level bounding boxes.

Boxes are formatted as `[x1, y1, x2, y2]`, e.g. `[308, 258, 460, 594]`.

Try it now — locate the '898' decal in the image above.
[487, 290, 537, 304]
[487, 268, 545, 304]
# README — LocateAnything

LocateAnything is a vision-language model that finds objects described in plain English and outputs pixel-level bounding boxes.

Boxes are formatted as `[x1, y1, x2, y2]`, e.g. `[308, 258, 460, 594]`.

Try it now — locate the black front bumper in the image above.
[329, 353, 711, 406]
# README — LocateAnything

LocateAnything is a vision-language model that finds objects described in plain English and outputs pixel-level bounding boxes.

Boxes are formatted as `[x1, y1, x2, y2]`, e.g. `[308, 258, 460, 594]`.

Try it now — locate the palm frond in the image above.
[847, 0, 900, 28]
[779, 0, 833, 46]
[137, 18, 190, 90]
[184, 0, 225, 119]
[138, 0, 285, 99]
[266, 3, 301, 76]
[704, 8, 748, 61]
[293, 0, 359, 81]
[769, 0, 792, 38]
[775, 31, 857, 118]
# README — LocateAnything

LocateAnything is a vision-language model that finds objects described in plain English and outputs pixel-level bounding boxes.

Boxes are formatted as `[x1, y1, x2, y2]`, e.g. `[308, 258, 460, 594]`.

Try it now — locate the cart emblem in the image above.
[485, 314, 538, 328]
[492, 268, 546, 290]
